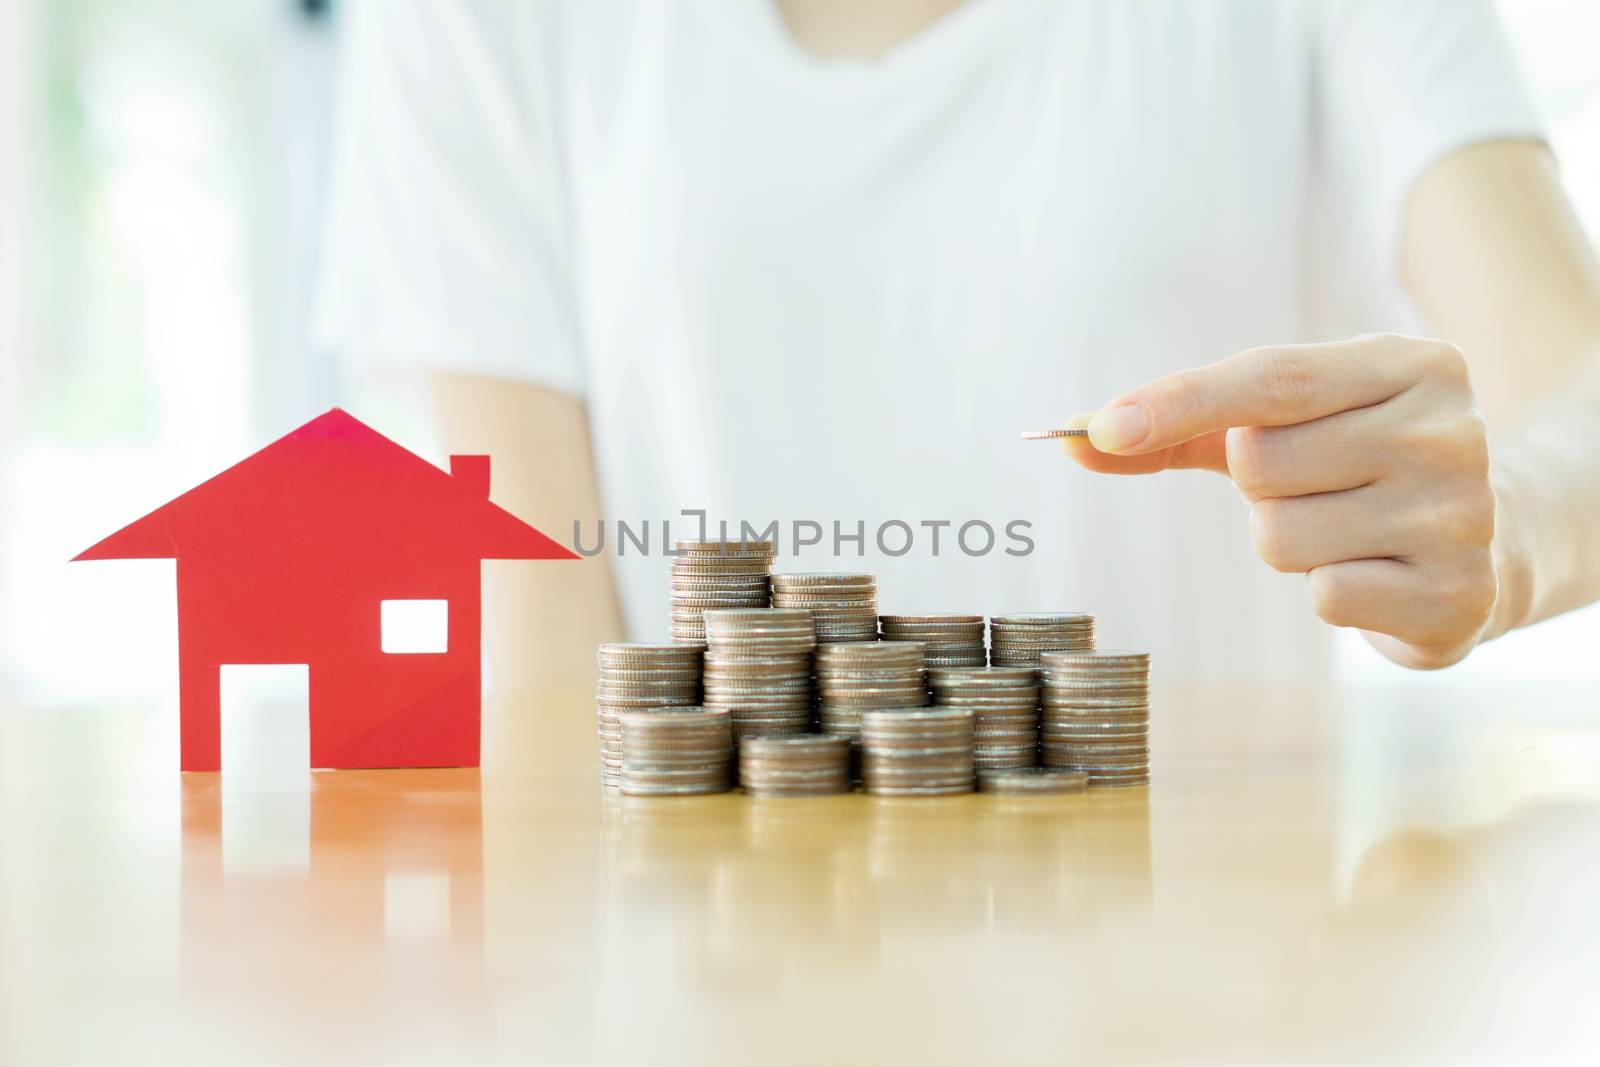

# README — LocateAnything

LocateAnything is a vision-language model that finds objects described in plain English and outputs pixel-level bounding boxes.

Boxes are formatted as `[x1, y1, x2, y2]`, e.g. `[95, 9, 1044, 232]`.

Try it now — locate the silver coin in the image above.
[770, 572, 875, 585]
[990, 613, 1095, 626]
[978, 768, 1089, 794]
[881, 613, 984, 625]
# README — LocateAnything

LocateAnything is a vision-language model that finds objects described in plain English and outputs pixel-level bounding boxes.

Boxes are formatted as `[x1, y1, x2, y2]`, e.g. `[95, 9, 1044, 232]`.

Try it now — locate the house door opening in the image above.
[217, 664, 310, 876]
[219, 663, 310, 780]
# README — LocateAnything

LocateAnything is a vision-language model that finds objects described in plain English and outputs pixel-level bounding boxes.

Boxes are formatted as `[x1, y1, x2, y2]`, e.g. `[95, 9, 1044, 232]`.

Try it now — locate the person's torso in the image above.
[542, 0, 1339, 678]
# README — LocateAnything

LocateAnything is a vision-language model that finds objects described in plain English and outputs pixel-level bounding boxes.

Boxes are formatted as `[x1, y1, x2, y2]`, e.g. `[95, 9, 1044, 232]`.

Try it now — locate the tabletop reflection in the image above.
[594, 788, 1152, 984]
[7, 683, 1599, 1064]
[178, 769, 488, 1061]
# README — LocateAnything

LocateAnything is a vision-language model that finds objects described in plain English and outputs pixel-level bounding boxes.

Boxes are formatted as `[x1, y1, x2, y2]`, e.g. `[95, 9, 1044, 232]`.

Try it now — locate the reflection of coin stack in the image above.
[928, 666, 1039, 771]
[860, 708, 975, 796]
[739, 735, 852, 796]
[770, 573, 879, 643]
[701, 608, 817, 747]
[595, 643, 703, 789]
[619, 706, 732, 796]
[988, 612, 1095, 667]
[670, 540, 775, 644]
[879, 614, 986, 668]
[1038, 650, 1150, 787]
[815, 641, 928, 744]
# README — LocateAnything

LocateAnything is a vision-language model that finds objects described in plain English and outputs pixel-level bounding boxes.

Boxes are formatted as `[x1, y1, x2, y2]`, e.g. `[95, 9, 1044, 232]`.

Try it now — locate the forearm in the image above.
[1488, 348, 1600, 638]
[427, 371, 626, 692]
[1405, 141, 1600, 644]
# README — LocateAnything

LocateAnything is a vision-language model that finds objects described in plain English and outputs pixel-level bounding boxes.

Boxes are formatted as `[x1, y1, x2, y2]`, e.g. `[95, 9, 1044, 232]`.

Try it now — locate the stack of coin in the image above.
[859, 707, 975, 796]
[879, 614, 986, 668]
[815, 641, 928, 743]
[595, 643, 704, 789]
[669, 540, 775, 644]
[976, 767, 1088, 795]
[739, 734, 852, 797]
[928, 666, 1040, 770]
[988, 612, 1095, 667]
[701, 608, 817, 745]
[771, 573, 879, 643]
[773, 573, 879, 727]
[1037, 650, 1150, 787]
[619, 706, 733, 796]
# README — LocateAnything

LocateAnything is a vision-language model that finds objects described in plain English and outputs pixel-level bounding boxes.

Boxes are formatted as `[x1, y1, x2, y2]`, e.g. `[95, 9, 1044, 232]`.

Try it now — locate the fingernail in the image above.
[1086, 403, 1150, 453]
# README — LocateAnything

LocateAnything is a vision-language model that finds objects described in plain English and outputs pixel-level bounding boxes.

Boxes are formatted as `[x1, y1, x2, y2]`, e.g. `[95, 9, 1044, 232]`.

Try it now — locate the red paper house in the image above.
[74, 409, 577, 771]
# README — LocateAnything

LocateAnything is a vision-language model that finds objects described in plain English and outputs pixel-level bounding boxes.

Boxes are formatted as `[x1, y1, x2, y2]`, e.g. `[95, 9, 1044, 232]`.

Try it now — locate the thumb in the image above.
[1061, 412, 1229, 476]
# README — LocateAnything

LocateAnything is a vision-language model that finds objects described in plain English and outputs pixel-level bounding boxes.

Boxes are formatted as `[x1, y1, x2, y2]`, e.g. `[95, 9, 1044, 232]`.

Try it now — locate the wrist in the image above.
[1485, 461, 1536, 641]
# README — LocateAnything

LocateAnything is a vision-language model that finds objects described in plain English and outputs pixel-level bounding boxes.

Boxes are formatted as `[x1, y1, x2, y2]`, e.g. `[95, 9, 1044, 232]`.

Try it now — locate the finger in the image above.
[1067, 421, 1230, 476]
[1224, 404, 1392, 498]
[1306, 557, 1492, 656]
[1088, 336, 1423, 455]
[1306, 559, 1421, 634]
[1249, 485, 1420, 573]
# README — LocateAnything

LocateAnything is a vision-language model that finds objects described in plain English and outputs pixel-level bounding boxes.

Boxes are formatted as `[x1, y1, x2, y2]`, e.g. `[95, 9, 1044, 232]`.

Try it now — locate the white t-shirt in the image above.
[317, 0, 1541, 680]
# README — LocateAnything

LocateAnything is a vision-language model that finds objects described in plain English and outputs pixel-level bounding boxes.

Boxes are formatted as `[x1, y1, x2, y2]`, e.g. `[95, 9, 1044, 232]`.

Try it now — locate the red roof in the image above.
[75, 408, 577, 563]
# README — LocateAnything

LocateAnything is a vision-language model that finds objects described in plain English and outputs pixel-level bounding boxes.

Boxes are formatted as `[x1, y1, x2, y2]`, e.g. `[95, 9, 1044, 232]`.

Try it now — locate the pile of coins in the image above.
[1038, 650, 1150, 787]
[669, 540, 775, 644]
[860, 707, 975, 796]
[815, 641, 929, 743]
[601, 559, 1155, 796]
[619, 706, 733, 796]
[738, 734, 852, 796]
[988, 612, 1095, 667]
[702, 608, 817, 745]
[879, 614, 986, 668]
[929, 666, 1040, 771]
[595, 643, 703, 788]
[771, 573, 879, 643]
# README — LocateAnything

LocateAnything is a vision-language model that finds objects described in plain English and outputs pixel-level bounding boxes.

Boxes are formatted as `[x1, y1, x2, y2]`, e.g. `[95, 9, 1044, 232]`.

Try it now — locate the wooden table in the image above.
[3, 682, 1598, 1065]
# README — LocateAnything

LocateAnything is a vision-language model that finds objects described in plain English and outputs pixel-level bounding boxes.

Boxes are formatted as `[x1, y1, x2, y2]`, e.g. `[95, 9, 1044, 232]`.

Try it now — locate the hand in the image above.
[1063, 334, 1503, 669]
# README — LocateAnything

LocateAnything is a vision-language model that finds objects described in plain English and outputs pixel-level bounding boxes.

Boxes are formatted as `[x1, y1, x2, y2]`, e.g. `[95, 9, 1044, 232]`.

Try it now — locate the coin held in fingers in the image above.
[1020, 428, 1089, 440]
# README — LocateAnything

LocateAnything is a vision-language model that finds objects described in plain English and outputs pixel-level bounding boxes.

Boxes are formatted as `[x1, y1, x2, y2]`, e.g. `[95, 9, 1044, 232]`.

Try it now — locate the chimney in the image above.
[450, 454, 491, 497]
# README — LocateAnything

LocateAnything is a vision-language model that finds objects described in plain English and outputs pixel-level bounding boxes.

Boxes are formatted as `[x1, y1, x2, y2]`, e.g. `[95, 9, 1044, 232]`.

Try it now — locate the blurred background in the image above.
[1, 0, 1597, 706]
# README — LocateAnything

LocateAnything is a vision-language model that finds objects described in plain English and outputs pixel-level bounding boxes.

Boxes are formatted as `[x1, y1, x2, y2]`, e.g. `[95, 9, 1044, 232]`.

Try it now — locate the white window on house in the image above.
[380, 599, 449, 654]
